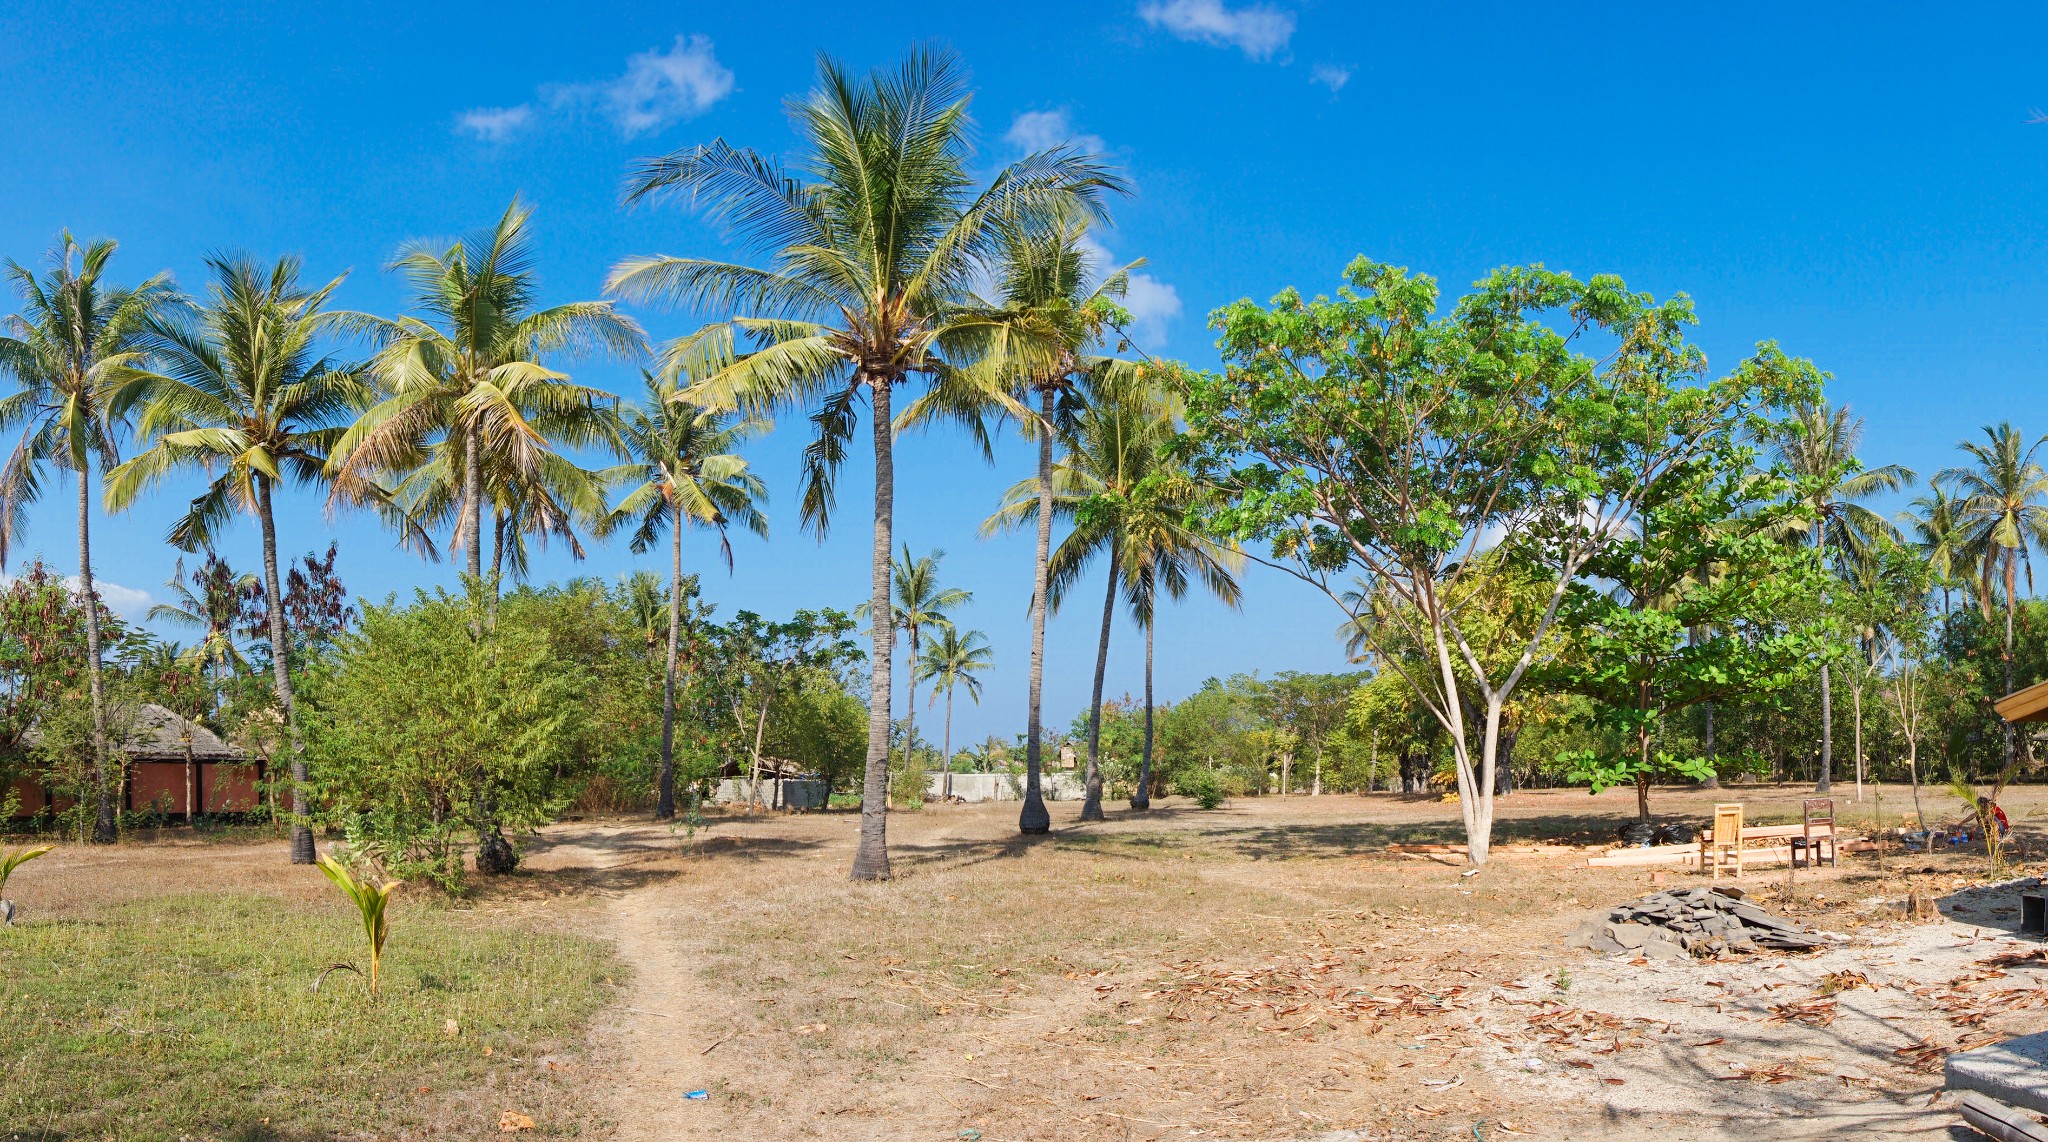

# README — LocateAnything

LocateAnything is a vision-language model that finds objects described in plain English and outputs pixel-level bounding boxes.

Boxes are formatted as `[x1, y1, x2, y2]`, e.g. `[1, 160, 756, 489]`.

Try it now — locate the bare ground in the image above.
[520, 782, 2048, 1141]
[18, 781, 2048, 1139]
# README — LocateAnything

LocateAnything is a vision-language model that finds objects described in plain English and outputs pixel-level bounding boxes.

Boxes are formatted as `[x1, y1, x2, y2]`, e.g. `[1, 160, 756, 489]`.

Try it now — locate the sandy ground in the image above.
[511, 782, 2048, 1141]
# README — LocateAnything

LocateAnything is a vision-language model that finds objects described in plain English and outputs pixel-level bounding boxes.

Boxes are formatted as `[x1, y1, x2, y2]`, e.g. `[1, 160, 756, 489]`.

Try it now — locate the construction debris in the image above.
[1564, 887, 1830, 958]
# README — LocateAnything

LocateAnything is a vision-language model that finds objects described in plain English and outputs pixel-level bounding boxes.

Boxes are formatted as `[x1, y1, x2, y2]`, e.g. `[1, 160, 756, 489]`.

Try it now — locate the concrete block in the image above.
[1948, 1031, 2048, 1115]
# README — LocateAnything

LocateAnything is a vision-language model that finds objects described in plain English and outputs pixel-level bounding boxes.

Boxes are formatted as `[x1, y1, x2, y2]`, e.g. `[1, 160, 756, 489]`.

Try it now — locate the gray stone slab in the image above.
[1947, 1030, 2048, 1115]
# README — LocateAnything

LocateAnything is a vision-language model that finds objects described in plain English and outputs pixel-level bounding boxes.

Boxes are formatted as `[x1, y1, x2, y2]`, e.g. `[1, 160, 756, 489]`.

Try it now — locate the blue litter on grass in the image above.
[685, 1090, 709, 1100]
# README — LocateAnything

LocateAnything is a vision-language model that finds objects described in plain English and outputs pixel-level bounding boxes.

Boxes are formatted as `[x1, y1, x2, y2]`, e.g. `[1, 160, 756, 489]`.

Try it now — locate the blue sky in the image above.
[3, 2, 2047, 746]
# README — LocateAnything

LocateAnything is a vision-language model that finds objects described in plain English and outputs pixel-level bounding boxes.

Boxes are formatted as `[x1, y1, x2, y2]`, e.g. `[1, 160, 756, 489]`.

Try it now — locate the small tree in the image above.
[1550, 437, 1829, 822]
[308, 586, 588, 889]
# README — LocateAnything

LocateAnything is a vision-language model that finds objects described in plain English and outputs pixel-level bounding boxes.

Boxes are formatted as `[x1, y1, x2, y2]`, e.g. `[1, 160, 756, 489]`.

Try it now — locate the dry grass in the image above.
[530, 782, 2047, 1140]
[11, 780, 2045, 1140]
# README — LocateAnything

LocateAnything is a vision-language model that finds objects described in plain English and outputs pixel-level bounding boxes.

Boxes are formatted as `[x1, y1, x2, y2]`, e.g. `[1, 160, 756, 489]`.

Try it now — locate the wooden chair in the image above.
[1796, 798, 1837, 868]
[1705, 803, 1744, 879]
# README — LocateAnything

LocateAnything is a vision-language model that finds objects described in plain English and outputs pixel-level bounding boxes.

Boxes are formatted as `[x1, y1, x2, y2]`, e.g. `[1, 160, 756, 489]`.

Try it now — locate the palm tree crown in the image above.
[607, 45, 1122, 880]
[330, 198, 644, 579]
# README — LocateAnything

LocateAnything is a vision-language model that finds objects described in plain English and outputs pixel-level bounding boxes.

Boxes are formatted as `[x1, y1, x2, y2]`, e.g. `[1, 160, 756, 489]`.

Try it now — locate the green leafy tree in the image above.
[1266, 671, 1367, 797]
[1550, 444, 1829, 822]
[1179, 258, 1816, 863]
[308, 586, 589, 889]
[607, 46, 1122, 879]
[0, 233, 175, 843]
[598, 373, 767, 819]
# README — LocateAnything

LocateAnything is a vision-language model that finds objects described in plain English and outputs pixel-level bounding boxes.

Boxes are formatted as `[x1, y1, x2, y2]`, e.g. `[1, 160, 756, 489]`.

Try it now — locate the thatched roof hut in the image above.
[10, 704, 263, 818]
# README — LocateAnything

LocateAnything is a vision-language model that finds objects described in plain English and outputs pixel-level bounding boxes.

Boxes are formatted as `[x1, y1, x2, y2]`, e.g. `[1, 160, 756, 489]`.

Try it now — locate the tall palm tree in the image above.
[598, 372, 766, 821]
[1937, 422, 2048, 778]
[917, 626, 993, 800]
[606, 46, 1122, 879]
[330, 198, 643, 585]
[926, 209, 1140, 834]
[988, 383, 1184, 820]
[1760, 400, 1914, 793]
[107, 254, 379, 863]
[859, 546, 969, 804]
[1119, 469, 1242, 810]
[148, 554, 258, 687]
[0, 233, 175, 844]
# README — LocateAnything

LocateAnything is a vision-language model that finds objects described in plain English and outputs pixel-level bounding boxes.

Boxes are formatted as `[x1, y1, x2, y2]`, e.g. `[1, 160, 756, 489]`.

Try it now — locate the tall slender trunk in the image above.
[1698, 702, 1719, 789]
[941, 685, 954, 801]
[748, 689, 771, 814]
[656, 503, 683, 820]
[1815, 527, 1832, 793]
[1080, 541, 1120, 822]
[1132, 601, 1155, 811]
[1853, 676, 1865, 802]
[256, 481, 313, 863]
[184, 735, 195, 824]
[463, 421, 483, 581]
[2004, 551, 2018, 775]
[849, 375, 895, 881]
[903, 627, 920, 807]
[1020, 385, 1056, 835]
[78, 467, 115, 844]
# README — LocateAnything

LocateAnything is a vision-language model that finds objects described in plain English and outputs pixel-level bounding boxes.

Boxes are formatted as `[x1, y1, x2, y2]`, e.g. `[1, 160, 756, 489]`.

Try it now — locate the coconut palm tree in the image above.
[987, 382, 1186, 820]
[1901, 484, 1969, 617]
[107, 254, 386, 862]
[330, 198, 643, 585]
[1759, 400, 1914, 793]
[606, 46, 1123, 879]
[1937, 422, 2048, 778]
[858, 546, 969, 804]
[1119, 471, 1242, 810]
[148, 554, 259, 687]
[622, 568, 670, 656]
[928, 210, 1142, 834]
[916, 627, 993, 800]
[597, 372, 766, 821]
[0, 233, 176, 843]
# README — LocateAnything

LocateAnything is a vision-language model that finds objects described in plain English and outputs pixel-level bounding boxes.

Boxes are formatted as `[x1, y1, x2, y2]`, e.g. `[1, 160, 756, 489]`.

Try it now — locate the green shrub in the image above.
[1177, 768, 1225, 810]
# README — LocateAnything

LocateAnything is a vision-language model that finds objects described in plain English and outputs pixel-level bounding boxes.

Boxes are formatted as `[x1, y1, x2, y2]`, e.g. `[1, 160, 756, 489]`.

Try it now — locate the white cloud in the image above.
[1, 571, 153, 619]
[79, 577, 153, 618]
[1077, 231, 1182, 345]
[455, 34, 734, 142]
[1310, 64, 1352, 93]
[1004, 108, 1106, 156]
[1138, 0, 1296, 61]
[557, 35, 735, 137]
[456, 105, 534, 143]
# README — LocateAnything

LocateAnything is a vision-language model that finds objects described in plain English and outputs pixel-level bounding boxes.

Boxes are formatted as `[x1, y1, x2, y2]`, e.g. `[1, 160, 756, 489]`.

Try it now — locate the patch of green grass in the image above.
[0, 892, 615, 1138]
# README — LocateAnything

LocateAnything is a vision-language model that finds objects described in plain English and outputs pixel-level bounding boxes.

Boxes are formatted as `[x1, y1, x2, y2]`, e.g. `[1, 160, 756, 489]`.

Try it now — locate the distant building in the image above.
[6, 704, 265, 819]
[1057, 743, 1078, 770]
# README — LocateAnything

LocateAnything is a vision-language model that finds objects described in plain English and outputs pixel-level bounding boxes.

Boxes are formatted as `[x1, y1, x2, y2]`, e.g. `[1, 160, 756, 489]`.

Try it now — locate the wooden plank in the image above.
[1997, 680, 2048, 724]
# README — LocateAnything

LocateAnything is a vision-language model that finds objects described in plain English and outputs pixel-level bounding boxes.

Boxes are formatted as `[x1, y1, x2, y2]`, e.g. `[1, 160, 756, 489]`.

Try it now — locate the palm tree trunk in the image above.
[1815, 527, 1832, 794]
[1020, 386, 1056, 835]
[850, 376, 895, 881]
[1081, 541, 1120, 822]
[903, 628, 920, 807]
[463, 421, 483, 582]
[656, 504, 683, 821]
[1132, 606, 1155, 811]
[78, 467, 116, 845]
[2005, 551, 2019, 775]
[258, 479, 314, 864]
[942, 685, 954, 801]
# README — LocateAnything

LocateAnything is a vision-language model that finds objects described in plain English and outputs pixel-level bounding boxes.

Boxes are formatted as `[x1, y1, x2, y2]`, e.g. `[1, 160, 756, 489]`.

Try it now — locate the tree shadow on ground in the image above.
[1937, 876, 2044, 937]
[1037, 811, 1648, 861]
